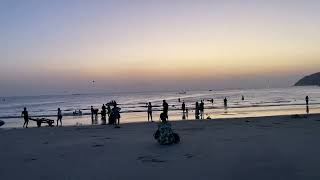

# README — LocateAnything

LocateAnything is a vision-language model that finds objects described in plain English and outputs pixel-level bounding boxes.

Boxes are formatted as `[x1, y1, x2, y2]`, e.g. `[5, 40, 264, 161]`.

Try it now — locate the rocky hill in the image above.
[295, 72, 320, 86]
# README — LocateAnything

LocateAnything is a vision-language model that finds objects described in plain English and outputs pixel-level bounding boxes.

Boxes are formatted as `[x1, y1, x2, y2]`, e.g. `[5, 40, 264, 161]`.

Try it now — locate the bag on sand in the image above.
[154, 122, 180, 145]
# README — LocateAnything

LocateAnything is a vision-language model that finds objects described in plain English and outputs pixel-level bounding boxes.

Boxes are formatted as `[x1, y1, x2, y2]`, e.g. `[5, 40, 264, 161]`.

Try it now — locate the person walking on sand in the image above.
[163, 100, 169, 118]
[57, 108, 62, 127]
[182, 101, 186, 113]
[147, 102, 153, 122]
[21, 107, 29, 128]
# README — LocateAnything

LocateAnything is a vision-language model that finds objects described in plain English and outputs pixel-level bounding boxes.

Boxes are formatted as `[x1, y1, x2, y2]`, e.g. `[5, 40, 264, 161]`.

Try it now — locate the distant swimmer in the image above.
[147, 102, 153, 122]
[57, 108, 62, 127]
[21, 107, 29, 128]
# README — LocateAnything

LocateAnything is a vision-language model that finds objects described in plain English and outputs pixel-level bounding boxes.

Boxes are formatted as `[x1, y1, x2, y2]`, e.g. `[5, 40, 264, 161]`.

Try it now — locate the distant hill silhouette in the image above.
[295, 72, 320, 86]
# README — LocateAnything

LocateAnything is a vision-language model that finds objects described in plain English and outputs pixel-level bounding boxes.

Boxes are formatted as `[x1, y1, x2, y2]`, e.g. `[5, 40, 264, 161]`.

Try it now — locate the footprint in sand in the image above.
[137, 155, 166, 163]
[184, 154, 194, 159]
[24, 158, 37, 162]
[92, 144, 104, 148]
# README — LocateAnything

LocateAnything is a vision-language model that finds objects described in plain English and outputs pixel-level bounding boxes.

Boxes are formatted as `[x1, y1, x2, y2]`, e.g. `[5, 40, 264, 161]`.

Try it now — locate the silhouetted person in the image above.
[224, 97, 228, 108]
[57, 108, 62, 127]
[147, 102, 153, 122]
[200, 100, 204, 119]
[209, 98, 214, 104]
[107, 104, 111, 117]
[101, 104, 107, 124]
[242, 95, 245, 101]
[21, 107, 29, 128]
[306, 96, 310, 114]
[91, 106, 94, 120]
[178, 98, 181, 103]
[163, 100, 169, 118]
[160, 112, 168, 123]
[110, 101, 121, 127]
[195, 102, 200, 119]
[182, 101, 186, 113]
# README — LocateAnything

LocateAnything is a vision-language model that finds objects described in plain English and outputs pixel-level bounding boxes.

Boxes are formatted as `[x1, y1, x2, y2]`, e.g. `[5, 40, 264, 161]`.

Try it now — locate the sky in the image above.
[1, 0, 320, 96]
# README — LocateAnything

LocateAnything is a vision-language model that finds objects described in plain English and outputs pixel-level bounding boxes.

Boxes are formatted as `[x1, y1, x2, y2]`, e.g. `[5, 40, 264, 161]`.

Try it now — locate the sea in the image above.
[0, 86, 319, 128]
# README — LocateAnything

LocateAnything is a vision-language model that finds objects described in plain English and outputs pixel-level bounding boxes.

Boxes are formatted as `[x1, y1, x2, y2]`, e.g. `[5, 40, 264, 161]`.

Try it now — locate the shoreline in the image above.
[1, 112, 318, 130]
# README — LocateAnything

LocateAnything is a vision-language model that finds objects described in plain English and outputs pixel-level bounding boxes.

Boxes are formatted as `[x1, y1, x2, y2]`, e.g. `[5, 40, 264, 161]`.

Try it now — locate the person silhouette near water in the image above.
[195, 102, 200, 119]
[163, 100, 169, 118]
[101, 104, 107, 124]
[107, 104, 111, 117]
[224, 97, 228, 108]
[111, 101, 121, 127]
[200, 100, 204, 119]
[242, 95, 245, 101]
[147, 102, 153, 122]
[57, 108, 62, 127]
[182, 101, 186, 113]
[306, 96, 310, 114]
[21, 107, 29, 128]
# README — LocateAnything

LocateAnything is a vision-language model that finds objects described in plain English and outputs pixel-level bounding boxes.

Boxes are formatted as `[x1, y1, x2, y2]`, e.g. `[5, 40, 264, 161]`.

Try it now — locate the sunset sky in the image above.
[1, 0, 320, 96]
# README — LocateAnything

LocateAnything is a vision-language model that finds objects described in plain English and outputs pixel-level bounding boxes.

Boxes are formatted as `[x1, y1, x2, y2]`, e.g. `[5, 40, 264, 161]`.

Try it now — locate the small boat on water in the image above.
[178, 91, 187, 94]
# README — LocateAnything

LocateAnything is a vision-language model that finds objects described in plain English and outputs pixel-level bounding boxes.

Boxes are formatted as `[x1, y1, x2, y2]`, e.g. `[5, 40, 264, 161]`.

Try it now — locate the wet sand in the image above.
[1, 114, 320, 180]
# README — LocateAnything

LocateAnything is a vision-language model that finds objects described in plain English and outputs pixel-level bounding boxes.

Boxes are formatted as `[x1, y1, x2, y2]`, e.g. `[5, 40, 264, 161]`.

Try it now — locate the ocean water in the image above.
[0, 86, 319, 128]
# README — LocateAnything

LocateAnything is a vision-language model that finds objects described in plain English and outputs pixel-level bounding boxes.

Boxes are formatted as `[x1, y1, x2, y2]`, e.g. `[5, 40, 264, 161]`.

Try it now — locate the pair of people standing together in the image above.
[147, 100, 169, 122]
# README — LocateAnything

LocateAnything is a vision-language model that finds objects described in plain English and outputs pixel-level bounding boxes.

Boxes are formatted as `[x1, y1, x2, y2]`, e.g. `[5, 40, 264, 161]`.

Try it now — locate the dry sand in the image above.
[1, 114, 320, 180]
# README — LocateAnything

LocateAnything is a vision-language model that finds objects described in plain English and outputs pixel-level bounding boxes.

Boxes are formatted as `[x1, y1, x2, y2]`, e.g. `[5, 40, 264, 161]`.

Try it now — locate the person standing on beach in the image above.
[200, 100, 204, 119]
[91, 106, 94, 121]
[107, 104, 111, 117]
[182, 101, 186, 113]
[147, 102, 153, 122]
[163, 100, 169, 118]
[57, 108, 62, 127]
[21, 107, 29, 128]
[224, 97, 228, 108]
[101, 104, 106, 119]
[195, 102, 200, 119]
[306, 96, 310, 114]
[242, 95, 245, 101]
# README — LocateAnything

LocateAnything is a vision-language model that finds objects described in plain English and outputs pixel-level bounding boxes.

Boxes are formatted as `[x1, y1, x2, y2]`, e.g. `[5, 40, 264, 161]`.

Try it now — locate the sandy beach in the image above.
[1, 114, 320, 180]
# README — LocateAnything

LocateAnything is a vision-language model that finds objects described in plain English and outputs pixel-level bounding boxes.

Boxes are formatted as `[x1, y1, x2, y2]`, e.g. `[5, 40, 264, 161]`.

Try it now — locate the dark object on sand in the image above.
[29, 118, 54, 127]
[0, 120, 5, 127]
[154, 122, 180, 145]
[154, 113, 180, 145]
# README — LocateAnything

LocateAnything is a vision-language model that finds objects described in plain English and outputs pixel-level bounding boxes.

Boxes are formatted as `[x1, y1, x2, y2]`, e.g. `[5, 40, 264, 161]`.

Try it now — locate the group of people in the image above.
[91, 100, 121, 127]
